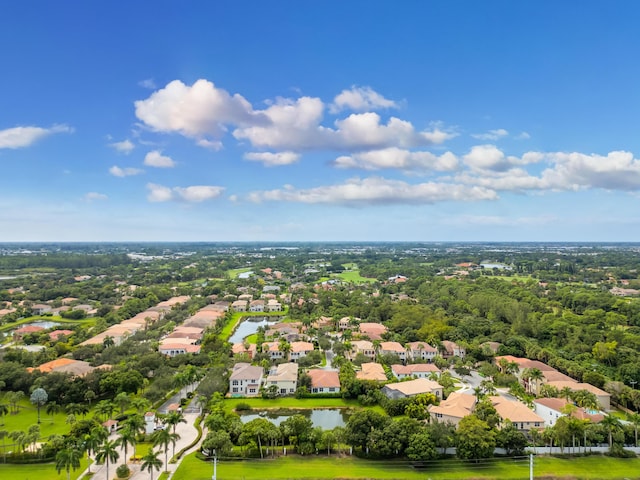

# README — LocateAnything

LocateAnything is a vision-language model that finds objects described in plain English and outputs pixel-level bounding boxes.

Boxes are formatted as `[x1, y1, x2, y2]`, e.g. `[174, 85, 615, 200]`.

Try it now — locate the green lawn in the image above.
[173, 453, 640, 480]
[333, 270, 376, 284]
[224, 397, 385, 415]
[341, 263, 358, 270]
[226, 267, 253, 278]
[0, 457, 89, 480]
[0, 315, 95, 334]
[0, 398, 74, 442]
[221, 310, 290, 342]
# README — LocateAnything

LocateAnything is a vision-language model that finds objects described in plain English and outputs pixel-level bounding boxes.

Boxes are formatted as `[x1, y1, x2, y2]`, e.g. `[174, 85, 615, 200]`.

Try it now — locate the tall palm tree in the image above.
[0, 429, 8, 463]
[601, 414, 622, 449]
[84, 426, 107, 474]
[628, 413, 640, 447]
[114, 392, 131, 415]
[95, 438, 120, 480]
[46, 402, 61, 423]
[140, 448, 162, 480]
[0, 404, 8, 426]
[55, 445, 82, 480]
[95, 400, 117, 421]
[117, 425, 137, 464]
[151, 428, 179, 472]
[131, 397, 151, 415]
[164, 410, 186, 435]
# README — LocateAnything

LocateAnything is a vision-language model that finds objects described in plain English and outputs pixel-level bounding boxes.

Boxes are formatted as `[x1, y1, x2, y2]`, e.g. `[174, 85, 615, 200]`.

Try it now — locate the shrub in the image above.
[116, 463, 131, 478]
[235, 402, 251, 411]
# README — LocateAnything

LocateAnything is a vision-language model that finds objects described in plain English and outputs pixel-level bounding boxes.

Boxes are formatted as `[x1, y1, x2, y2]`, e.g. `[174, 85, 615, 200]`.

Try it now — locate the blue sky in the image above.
[2, 1, 640, 242]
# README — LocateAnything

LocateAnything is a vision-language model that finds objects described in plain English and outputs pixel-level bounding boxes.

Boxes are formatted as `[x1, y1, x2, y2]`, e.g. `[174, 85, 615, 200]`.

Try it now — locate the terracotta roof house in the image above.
[13, 325, 45, 341]
[232, 343, 257, 359]
[391, 363, 440, 380]
[356, 363, 387, 382]
[158, 343, 201, 357]
[350, 340, 375, 360]
[406, 342, 438, 362]
[289, 341, 314, 362]
[489, 396, 544, 431]
[231, 300, 248, 312]
[103, 419, 118, 434]
[49, 329, 74, 341]
[29, 358, 99, 377]
[229, 363, 264, 397]
[266, 363, 298, 396]
[546, 381, 611, 410]
[441, 341, 465, 359]
[534, 397, 604, 427]
[382, 378, 443, 400]
[262, 342, 285, 361]
[429, 392, 476, 426]
[249, 300, 265, 312]
[307, 369, 340, 394]
[379, 341, 406, 361]
[267, 299, 282, 312]
[358, 322, 388, 341]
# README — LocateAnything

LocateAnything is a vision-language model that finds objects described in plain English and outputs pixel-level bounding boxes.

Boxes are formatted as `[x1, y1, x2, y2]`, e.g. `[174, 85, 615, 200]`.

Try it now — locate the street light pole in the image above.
[630, 379, 637, 390]
[212, 454, 217, 480]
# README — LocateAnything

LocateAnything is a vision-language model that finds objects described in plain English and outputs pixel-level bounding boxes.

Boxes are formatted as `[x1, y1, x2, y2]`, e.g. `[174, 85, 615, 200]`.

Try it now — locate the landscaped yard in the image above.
[0, 398, 75, 442]
[226, 267, 253, 278]
[0, 458, 89, 480]
[333, 270, 376, 284]
[172, 453, 640, 480]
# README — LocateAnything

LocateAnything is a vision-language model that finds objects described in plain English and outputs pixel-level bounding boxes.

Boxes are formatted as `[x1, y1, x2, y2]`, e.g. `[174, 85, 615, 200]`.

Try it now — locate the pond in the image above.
[239, 408, 349, 429]
[26, 321, 61, 329]
[229, 316, 280, 344]
[238, 271, 254, 279]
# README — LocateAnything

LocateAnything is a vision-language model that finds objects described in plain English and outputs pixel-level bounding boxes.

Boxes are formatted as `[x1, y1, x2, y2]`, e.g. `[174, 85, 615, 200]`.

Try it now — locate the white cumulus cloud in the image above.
[329, 86, 398, 113]
[244, 151, 300, 166]
[0, 124, 73, 149]
[109, 165, 144, 177]
[247, 177, 497, 206]
[471, 128, 509, 141]
[334, 148, 458, 172]
[146, 183, 224, 203]
[144, 150, 176, 168]
[109, 139, 135, 154]
[84, 192, 108, 202]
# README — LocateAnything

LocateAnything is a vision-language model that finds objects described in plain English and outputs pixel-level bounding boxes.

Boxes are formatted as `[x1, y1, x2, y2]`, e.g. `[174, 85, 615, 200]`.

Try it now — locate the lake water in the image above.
[239, 408, 348, 429]
[26, 321, 61, 329]
[480, 262, 512, 270]
[238, 271, 254, 279]
[229, 316, 279, 344]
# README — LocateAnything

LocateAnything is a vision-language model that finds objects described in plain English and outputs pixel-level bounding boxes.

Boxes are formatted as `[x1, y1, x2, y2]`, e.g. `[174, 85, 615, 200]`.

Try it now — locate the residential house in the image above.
[249, 300, 265, 312]
[49, 329, 74, 341]
[382, 378, 443, 400]
[289, 341, 314, 362]
[229, 363, 264, 397]
[231, 300, 248, 312]
[350, 340, 376, 360]
[391, 363, 440, 380]
[358, 322, 388, 341]
[262, 342, 285, 361]
[378, 341, 406, 361]
[406, 342, 438, 362]
[428, 392, 476, 427]
[158, 343, 201, 357]
[13, 325, 45, 341]
[489, 396, 544, 431]
[31, 304, 52, 315]
[267, 299, 282, 312]
[356, 363, 387, 382]
[307, 369, 340, 394]
[266, 363, 298, 395]
[238, 294, 254, 302]
[441, 341, 466, 359]
[338, 316, 355, 330]
[534, 397, 604, 427]
[232, 343, 257, 359]
[545, 381, 611, 410]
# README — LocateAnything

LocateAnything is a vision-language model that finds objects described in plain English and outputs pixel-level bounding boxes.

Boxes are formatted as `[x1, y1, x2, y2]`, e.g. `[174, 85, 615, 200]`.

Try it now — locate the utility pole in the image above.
[212, 454, 217, 480]
[530, 453, 533, 480]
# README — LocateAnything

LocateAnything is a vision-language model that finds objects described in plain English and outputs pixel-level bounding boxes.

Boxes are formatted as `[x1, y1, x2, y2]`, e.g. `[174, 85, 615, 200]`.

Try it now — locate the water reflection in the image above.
[229, 316, 280, 344]
[239, 408, 349, 429]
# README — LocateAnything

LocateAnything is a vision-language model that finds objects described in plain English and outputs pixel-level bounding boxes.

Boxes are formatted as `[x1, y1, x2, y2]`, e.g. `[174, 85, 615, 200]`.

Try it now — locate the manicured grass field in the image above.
[226, 267, 253, 278]
[333, 270, 376, 284]
[0, 398, 74, 442]
[0, 457, 89, 480]
[173, 453, 640, 480]
[0, 315, 95, 333]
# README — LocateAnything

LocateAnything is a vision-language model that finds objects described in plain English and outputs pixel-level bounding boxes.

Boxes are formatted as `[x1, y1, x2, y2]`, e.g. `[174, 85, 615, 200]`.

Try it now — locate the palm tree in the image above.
[164, 410, 186, 435]
[30, 387, 48, 424]
[55, 445, 82, 480]
[151, 428, 179, 472]
[628, 413, 640, 447]
[601, 414, 622, 449]
[0, 429, 8, 463]
[0, 404, 8, 426]
[117, 425, 137, 464]
[131, 397, 151, 415]
[95, 400, 116, 421]
[84, 426, 107, 473]
[9, 430, 27, 453]
[114, 392, 131, 415]
[95, 438, 120, 480]
[46, 401, 61, 423]
[140, 448, 162, 480]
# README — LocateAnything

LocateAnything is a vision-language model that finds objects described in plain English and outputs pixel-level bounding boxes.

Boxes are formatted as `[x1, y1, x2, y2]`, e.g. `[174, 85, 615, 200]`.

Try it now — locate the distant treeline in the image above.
[0, 253, 131, 269]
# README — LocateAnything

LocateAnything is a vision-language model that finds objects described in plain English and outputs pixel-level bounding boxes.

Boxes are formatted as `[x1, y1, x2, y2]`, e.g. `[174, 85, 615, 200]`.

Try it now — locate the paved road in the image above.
[78, 411, 201, 480]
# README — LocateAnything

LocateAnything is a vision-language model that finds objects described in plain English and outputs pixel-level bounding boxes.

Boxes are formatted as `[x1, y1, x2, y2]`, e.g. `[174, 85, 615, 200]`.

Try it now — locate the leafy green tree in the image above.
[281, 414, 313, 453]
[140, 448, 162, 480]
[345, 409, 390, 451]
[406, 432, 438, 461]
[55, 445, 82, 480]
[496, 420, 527, 455]
[456, 415, 496, 460]
[202, 430, 233, 457]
